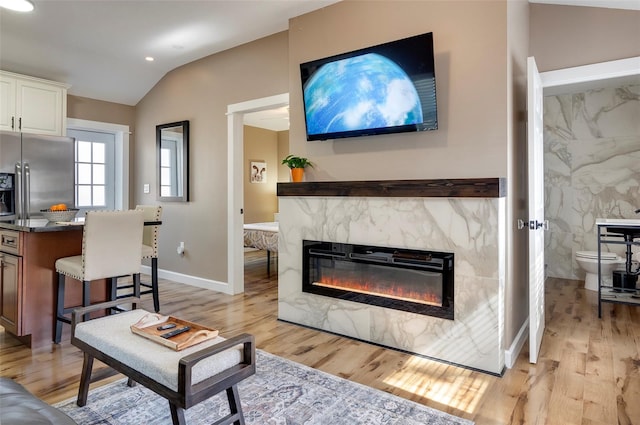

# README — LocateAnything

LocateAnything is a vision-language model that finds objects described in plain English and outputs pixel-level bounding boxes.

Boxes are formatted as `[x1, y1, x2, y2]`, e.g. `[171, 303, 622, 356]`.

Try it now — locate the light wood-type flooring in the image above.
[1, 250, 639, 424]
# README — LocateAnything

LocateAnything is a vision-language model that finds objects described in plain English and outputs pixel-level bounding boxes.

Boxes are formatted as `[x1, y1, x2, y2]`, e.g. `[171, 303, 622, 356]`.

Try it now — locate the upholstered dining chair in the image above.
[54, 209, 144, 344]
[113, 205, 162, 312]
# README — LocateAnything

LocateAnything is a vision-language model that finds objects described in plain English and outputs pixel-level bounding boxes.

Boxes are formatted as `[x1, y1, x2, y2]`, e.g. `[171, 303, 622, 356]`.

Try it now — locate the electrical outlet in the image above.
[143, 183, 150, 194]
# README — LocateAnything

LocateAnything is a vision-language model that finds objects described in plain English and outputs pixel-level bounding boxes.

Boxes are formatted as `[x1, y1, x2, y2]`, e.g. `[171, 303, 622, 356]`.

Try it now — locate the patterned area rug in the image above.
[56, 350, 473, 424]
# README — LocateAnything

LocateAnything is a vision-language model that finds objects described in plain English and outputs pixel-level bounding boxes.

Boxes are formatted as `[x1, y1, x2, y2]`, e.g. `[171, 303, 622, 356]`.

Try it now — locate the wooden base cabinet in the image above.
[0, 228, 109, 348]
[0, 252, 22, 335]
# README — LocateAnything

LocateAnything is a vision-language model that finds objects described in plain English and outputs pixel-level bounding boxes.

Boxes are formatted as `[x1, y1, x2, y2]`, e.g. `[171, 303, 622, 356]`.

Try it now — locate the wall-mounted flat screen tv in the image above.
[300, 32, 438, 141]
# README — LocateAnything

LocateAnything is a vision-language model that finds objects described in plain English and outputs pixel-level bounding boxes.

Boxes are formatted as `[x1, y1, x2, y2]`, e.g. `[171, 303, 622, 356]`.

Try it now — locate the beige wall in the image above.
[134, 31, 289, 282]
[243, 125, 278, 223]
[530, 4, 640, 72]
[288, 0, 509, 182]
[67, 95, 135, 128]
[124, 0, 637, 353]
[289, 0, 528, 350]
[277, 130, 290, 183]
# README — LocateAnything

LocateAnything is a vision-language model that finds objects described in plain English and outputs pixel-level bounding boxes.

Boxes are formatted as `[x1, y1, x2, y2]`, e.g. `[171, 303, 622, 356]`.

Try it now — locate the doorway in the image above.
[525, 56, 639, 363]
[541, 57, 640, 281]
[226, 93, 289, 295]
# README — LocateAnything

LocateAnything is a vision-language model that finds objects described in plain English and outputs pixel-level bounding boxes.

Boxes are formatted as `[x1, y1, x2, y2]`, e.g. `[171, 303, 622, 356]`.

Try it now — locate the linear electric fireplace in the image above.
[302, 240, 454, 319]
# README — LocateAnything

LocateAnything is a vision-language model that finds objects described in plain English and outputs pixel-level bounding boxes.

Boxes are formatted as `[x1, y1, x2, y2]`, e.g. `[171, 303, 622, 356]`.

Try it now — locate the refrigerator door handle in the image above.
[15, 162, 23, 219]
[24, 162, 30, 219]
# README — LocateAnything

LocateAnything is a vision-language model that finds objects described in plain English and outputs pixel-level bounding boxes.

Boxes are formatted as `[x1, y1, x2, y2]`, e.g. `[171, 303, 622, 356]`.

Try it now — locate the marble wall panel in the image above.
[278, 196, 505, 374]
[544, 85, 640, 281]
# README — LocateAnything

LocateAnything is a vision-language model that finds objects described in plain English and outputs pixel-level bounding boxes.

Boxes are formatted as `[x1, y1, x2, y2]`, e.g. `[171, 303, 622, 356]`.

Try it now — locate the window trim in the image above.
[66, 118, 129, 210]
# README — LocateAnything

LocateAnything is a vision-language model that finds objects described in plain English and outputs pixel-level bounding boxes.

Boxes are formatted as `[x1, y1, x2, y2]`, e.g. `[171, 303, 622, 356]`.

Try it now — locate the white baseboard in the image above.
[505, 318, 528, 369]
[140, 265, 232, 295]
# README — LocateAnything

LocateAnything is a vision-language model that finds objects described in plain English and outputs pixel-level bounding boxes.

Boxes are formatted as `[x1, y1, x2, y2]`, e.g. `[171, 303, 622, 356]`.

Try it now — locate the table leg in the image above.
[267, 251, 271, 276]
[598, 226, 602, 318]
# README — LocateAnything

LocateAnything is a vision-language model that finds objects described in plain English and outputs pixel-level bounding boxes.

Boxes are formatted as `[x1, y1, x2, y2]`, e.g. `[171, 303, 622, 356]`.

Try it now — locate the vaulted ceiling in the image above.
[0, 0, 339, 106]
[0, 0, 636, 111]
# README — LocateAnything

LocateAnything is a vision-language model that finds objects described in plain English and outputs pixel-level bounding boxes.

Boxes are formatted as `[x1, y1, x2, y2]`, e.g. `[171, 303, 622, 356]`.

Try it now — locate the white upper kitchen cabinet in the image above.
[0, 71, 69, 136]
[0, 75, 16, 131]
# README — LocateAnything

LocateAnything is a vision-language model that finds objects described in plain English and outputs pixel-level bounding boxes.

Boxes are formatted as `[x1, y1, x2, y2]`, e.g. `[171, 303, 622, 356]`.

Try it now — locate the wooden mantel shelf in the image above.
[277, 178, 506, 198]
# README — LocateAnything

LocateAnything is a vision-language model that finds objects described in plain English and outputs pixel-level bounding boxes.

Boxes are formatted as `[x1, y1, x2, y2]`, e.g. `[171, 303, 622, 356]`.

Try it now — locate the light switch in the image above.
[143, 183, 150, 194]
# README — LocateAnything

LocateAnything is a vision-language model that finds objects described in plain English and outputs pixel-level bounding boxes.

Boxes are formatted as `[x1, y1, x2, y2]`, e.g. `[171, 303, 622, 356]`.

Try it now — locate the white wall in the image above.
[544, 83, 640, 280]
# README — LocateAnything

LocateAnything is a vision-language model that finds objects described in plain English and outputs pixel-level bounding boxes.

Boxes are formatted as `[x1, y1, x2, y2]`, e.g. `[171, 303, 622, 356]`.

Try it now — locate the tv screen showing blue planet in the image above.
[300, 32, 437, 141]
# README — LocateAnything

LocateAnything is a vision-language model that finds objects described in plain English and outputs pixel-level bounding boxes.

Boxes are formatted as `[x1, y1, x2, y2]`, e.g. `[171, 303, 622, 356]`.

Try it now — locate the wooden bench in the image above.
[70, 298, 255, 425]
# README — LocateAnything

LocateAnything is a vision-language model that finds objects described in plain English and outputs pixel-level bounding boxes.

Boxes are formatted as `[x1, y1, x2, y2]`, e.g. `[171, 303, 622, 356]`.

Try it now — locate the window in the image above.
[67, 118, 129, 211]
[67, 129, 116, 210]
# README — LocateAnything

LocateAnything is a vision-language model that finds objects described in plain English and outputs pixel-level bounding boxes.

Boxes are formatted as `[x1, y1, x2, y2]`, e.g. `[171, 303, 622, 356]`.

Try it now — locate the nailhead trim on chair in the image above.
[140, 205, 162, 259]
[56, 264, 84, 281]
[55, 214, 89, 280]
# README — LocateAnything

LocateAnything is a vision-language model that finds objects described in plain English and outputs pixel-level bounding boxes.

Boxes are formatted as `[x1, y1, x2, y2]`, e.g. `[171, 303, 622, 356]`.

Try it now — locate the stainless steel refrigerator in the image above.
[0, 130, 75, 220]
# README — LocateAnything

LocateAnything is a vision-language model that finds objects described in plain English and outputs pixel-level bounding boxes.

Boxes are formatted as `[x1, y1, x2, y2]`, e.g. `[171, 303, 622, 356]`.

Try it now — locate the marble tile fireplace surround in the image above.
[277, 179, 506, 375]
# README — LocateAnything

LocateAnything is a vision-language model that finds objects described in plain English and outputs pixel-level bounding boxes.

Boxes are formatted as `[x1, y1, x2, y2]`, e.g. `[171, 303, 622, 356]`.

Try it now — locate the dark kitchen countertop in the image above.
[0, 218, 84, 232]
[0, 217, 161, 233]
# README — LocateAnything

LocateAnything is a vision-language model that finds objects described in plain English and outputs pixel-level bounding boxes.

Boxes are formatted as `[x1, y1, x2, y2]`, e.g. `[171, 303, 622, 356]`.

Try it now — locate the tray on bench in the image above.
[130, 313, 219, 351]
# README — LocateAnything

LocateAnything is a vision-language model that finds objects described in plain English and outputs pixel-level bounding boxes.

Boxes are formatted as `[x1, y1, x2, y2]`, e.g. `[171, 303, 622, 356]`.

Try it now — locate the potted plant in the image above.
[281, 154, 313, 182]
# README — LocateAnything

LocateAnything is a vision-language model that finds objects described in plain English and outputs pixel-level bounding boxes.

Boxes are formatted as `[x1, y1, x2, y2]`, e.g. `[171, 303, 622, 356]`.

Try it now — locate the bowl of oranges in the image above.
[40, 204, 79, 222]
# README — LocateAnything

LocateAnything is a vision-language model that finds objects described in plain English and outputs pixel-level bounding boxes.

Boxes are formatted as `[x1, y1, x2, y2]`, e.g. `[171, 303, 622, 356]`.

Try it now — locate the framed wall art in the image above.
[250, 161, 267, 183]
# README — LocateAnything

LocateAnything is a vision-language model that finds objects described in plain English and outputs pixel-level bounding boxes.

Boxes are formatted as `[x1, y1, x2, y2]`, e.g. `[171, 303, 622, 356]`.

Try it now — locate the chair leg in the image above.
[109, 277, 118, 302]
[133, 273, 141, 298]
[82, 280, 91, 322]
[109, 277, 119, 314]
[151, 257, 160, 312]
[54, 273, 65, 344]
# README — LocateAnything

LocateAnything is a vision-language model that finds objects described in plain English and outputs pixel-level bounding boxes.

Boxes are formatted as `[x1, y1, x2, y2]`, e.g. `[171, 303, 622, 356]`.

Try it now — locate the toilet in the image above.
[575, 251, 623, 291]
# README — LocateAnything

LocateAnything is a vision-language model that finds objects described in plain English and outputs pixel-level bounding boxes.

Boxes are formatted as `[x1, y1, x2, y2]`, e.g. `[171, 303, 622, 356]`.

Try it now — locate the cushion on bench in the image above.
[74, 310, 243, 391]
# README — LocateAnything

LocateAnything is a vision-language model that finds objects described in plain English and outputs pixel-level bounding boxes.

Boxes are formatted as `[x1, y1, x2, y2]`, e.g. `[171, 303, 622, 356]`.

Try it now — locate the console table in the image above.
[596, 219, 640, 317]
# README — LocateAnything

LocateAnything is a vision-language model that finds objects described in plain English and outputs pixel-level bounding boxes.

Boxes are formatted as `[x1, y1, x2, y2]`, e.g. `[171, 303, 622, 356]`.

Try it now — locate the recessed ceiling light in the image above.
[145, 56, 155, 62]
[0, 0, 34, 12]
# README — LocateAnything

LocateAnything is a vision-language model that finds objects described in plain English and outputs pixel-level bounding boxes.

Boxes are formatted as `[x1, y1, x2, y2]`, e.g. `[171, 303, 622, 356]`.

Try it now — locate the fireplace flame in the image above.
[313, 276, 442, 307]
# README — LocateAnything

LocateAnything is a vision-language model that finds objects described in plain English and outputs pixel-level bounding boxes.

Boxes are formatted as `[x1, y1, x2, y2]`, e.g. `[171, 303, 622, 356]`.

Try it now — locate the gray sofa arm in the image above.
[0, 377, 77, 425]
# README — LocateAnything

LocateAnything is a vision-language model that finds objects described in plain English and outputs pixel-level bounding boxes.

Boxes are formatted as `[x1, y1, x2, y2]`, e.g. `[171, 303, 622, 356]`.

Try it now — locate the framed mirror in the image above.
[156, 120, 189, 202]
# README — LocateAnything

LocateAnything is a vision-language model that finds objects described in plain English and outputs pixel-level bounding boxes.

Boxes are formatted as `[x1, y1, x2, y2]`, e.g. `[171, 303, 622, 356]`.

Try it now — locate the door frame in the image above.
[523, 56, 639, 363]
[226, 93, 289, 295]
[540, 56, 639, 94]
